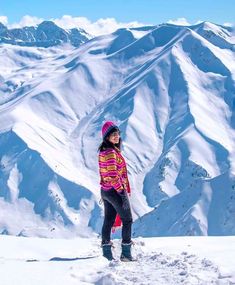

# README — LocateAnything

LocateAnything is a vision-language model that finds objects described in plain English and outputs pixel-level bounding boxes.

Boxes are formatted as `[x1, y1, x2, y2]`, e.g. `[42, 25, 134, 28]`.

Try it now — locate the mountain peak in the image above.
[37, 20, 61, 31]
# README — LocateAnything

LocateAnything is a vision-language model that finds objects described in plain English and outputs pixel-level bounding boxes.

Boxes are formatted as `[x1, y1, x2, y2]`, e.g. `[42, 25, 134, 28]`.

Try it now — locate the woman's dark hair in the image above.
[98, 128, 122, 152]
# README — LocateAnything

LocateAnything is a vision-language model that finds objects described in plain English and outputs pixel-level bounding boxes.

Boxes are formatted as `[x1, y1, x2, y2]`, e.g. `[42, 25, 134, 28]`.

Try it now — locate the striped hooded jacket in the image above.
[98, 146, 130, 193]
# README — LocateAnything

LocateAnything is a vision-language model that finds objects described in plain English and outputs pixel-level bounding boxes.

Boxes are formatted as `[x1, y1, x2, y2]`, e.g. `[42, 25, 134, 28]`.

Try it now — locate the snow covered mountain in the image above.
[0, 21, 91, 47]
[0, 21, 234, 238]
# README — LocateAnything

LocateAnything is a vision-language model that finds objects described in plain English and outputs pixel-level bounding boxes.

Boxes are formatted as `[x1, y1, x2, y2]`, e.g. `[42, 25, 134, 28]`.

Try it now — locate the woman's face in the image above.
[108, 131, 120, 144]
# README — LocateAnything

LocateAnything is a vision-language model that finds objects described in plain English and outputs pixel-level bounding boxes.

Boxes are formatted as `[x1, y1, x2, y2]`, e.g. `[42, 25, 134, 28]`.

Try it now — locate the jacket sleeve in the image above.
[99, 149, 123, 192]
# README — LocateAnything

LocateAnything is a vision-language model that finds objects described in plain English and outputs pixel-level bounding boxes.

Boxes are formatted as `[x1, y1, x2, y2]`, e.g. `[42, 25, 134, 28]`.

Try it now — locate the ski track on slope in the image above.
[70, 240, 234, 285]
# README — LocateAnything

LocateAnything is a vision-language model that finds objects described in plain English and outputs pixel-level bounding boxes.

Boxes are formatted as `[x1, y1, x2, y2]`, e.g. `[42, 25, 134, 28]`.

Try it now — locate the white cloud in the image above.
[9, 15, 44, 29]
[3, 15, 146, 36]
[223, 22, 234, 27]
[53, 15, 146, 36]
[167, 18, 202, 26]
[0, 16, 8, 25]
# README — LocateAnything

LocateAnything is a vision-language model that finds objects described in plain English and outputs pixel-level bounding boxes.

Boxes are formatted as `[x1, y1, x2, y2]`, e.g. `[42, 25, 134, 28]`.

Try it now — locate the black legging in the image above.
[101, 188, 133, 244]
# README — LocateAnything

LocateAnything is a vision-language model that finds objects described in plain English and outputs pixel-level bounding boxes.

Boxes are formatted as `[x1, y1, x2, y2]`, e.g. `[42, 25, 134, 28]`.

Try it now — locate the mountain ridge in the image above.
[0, 20, 91, 47]
[0, 21, 234, 237]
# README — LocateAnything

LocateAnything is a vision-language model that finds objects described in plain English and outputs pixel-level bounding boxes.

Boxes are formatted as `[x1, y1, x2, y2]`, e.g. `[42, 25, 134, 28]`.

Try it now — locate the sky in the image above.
[0, 0, 234, 35]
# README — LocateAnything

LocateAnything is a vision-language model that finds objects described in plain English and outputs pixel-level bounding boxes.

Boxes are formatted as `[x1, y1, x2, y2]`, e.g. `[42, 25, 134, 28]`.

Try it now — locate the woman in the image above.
[98, 121, 134, 261]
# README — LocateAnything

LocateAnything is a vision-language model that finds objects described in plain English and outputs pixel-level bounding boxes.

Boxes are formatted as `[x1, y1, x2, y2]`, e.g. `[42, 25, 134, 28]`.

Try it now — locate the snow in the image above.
[0, 235, 234, 285]
[0, 20, 235, 285]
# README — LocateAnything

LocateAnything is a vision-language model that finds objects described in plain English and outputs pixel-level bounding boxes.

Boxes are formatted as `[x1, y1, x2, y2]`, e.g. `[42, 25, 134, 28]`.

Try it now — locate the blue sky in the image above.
[1, 0, 234, 25]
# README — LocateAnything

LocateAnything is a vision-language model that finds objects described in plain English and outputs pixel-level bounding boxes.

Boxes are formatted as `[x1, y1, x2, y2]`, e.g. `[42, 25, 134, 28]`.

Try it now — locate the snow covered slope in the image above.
[0, 235, 235, 284]
[0, 21, 234, 237]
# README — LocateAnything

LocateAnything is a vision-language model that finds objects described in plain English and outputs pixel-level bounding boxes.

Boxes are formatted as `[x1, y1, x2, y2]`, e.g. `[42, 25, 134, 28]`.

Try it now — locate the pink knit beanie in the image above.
[102, 121, 119, 139]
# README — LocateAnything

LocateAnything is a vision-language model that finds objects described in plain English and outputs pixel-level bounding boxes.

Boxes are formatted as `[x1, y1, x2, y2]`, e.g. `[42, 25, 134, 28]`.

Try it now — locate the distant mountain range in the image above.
[0, 20, 91, 47]
[0, 21, 234, 238]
